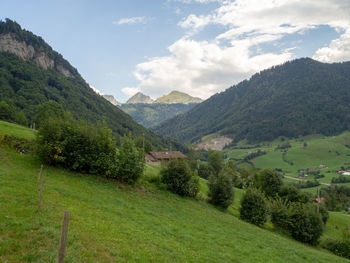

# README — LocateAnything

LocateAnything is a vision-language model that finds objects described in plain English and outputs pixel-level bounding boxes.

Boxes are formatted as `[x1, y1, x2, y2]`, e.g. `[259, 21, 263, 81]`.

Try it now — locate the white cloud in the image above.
[122, 87, 140, 97]
[113, 16, 152, 25]
[313, 29, 350, 62]
[173, 0, 222, 4]
[89, 85, 103, 96]
[131, 0, 350, 99]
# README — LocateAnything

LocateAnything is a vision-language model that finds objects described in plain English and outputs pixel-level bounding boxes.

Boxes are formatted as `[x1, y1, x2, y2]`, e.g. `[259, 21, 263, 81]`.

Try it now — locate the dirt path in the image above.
[284, 175, 331, 186]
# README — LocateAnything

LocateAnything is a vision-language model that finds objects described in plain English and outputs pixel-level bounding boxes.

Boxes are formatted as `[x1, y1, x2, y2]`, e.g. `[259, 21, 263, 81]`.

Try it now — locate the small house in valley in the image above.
[145, 149, 187, 166]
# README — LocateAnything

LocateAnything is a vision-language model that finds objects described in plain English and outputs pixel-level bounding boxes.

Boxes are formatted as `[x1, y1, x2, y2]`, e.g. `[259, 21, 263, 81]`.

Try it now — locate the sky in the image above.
[1, 0, 350, 102]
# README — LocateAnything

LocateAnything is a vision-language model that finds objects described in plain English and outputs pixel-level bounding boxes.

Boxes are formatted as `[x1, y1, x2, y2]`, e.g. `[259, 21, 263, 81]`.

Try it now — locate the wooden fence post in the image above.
[38, 164, 43, 181]
[38, 176, 44, 209]
[57, 210, 70, 263]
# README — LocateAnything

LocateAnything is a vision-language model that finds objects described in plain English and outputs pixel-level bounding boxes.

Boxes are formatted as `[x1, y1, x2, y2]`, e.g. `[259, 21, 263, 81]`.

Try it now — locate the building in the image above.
[145, 149, 187, 166]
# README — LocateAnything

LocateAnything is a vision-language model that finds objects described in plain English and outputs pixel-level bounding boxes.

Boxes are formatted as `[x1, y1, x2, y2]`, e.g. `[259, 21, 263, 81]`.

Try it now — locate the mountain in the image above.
[126, 92, 154, 104]
[120, 103, 198, 128]
[0, 19, 184, 150]
[102, 94, 121, 106]
[155, 90, 203, 104]
[121, 91, 202, 127]
[152, 58, 350, 144]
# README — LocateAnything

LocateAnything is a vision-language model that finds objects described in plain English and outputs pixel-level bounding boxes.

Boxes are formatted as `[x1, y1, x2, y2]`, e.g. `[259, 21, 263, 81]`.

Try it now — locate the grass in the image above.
[0, 120, 36, 140]
[1, 120, 349, 262]
[1, 147, 349, 262]
[224, 132, 350, 187]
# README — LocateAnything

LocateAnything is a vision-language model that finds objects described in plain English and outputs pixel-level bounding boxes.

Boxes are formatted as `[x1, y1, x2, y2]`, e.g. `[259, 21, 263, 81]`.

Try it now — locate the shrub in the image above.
[161, 159, 199, 197]
[269, 198, 291, 230]
[208, 169, 234, 209]
[115, 134, 145, 184]
[322, 239, 350, 259]
[198, 163, 214, 179]
[288, 203, 324, 245]
[278, 185, 309, 204]
[36, 117, 118, 178]
[258, 169, 283, 198]
[240, 188, 268, 226]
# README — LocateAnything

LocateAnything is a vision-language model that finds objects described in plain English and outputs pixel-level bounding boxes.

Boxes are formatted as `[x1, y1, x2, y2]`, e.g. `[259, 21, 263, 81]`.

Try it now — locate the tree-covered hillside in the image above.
[120, 103, 198, 128]
[0, 19, 183, 149]
[153, 58, 350, 143]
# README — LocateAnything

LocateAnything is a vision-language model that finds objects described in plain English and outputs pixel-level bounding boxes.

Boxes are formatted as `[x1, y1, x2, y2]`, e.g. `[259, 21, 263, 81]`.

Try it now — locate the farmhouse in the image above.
[145, 149, 187, 166]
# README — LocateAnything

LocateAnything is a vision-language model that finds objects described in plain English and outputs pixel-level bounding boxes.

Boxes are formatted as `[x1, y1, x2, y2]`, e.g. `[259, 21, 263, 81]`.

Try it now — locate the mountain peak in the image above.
[155, 90, 203, 104]
[126, 92, 154, 104]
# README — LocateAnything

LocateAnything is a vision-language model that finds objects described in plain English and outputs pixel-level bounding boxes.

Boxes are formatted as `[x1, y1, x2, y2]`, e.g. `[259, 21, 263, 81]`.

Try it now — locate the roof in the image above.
[148, 151, 187, 160]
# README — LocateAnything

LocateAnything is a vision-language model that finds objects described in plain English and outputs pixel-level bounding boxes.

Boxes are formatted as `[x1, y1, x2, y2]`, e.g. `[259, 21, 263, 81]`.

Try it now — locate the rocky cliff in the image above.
[0, 33, 73, 78]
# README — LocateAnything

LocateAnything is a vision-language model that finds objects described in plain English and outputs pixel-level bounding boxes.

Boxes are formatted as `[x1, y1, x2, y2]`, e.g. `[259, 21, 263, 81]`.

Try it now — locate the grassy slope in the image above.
[0, 122, 349, 262]
[224, 132, 350, 188]
[0, 120, 36, 140]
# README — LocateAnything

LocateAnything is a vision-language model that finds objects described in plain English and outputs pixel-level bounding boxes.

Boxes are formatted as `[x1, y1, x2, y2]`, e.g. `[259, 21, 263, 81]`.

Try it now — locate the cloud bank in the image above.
[124, 0, 350, 99]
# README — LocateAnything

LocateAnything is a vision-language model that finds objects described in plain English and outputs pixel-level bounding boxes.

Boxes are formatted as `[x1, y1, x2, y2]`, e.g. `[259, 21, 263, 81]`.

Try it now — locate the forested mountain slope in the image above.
[0, 19, 182, 149]
[153, 58, 350, 143]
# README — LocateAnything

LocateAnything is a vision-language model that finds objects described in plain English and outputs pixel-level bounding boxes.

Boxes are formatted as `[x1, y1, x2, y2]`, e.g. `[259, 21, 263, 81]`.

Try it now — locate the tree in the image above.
[208, 168, 234, 209]
[240, 188, 269, 226]
[135, 136, 153, 153]
[116, 134, 145, 184]
[161, 159, 199, 197]
[278, 185, 309, 204]
[208, 150, 224, 176]
[198, 163, 213, 179]
[35, 100, 65, 127]
[288, 203, 324, 245]
[258, 169, 283, 198]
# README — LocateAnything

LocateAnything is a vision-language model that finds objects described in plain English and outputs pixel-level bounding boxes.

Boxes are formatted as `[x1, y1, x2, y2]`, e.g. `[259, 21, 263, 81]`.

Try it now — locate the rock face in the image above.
[0, 33, 73, 77]
[102, 95, 121, 106]
[155, 91, 203, 104]
[126, 92, 154, 104]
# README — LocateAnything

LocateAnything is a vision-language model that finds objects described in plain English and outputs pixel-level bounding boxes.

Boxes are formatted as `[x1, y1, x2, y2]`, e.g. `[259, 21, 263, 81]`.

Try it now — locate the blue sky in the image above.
[1, 0, 350, 102]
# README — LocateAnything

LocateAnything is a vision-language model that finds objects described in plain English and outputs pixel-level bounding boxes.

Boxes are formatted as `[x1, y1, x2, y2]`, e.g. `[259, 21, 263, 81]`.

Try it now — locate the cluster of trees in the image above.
[238, 169, 327, 245]
[161, 150, 235, 209]
[321, 186, 350, 211]
[0, 100, 27, 125]
[154, 58, 350, 144]
[331, 174, 350, 184]
[36, 101, 144, 184]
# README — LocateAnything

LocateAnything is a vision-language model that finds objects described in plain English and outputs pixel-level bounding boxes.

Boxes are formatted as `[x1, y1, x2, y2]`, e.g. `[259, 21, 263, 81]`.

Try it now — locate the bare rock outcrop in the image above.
[0, 33, 73, 78]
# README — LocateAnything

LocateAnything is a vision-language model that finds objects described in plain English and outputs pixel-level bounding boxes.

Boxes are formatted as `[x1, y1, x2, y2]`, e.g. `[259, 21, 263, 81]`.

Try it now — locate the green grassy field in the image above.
[1, 121, 349, 262]
[224, 132, 350, 187]
[0, 120, 36, 140]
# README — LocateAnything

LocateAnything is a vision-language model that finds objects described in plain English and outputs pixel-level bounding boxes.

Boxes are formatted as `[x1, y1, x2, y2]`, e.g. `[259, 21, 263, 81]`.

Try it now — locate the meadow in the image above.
[0, 121, 349, 262]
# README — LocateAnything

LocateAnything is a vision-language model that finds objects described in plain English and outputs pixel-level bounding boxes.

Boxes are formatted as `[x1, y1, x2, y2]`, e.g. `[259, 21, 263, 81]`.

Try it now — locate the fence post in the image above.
[38, 164, 43, 181]
[57, 210, 70, 263]
[38, 176, 44, 209]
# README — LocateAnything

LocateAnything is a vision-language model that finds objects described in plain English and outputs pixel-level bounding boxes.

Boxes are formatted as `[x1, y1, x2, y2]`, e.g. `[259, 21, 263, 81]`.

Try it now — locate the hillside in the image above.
[153, 58, 350, 143]
[0, 19, 182, 149]
[155, 90, 202, 104]
[0, 121, 348, 262]
[126, 92, 154, 104]
[120, 103, 197, 128]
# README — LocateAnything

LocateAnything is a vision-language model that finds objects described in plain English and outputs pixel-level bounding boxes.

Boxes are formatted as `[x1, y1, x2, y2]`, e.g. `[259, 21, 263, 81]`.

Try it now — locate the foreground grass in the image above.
[1, 147, 349, 262]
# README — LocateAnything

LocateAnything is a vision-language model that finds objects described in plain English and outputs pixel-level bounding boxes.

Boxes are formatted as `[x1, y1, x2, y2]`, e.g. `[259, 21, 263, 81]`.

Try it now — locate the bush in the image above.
[208, 169, 234, 209]
[288, 204, 324, 245]
[161, 159, 199, 197]
[269, 198, 291, 230]
[198, 163, 214, 179]
[36, 117, 118, 178]
[322, 239, 350, 259]
[115, 134, 145, 184]
[257, 169, 283, 198]
[240, 188, 268, 226]
[278, 185, 309, 204]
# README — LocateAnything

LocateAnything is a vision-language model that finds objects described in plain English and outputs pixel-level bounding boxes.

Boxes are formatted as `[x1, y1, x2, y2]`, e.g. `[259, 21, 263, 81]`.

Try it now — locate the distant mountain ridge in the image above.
[126, 92, 154, 104]
[102, 94, 121, 106]
[152, 58, 350, 143]
[155, 91, 203, 104]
